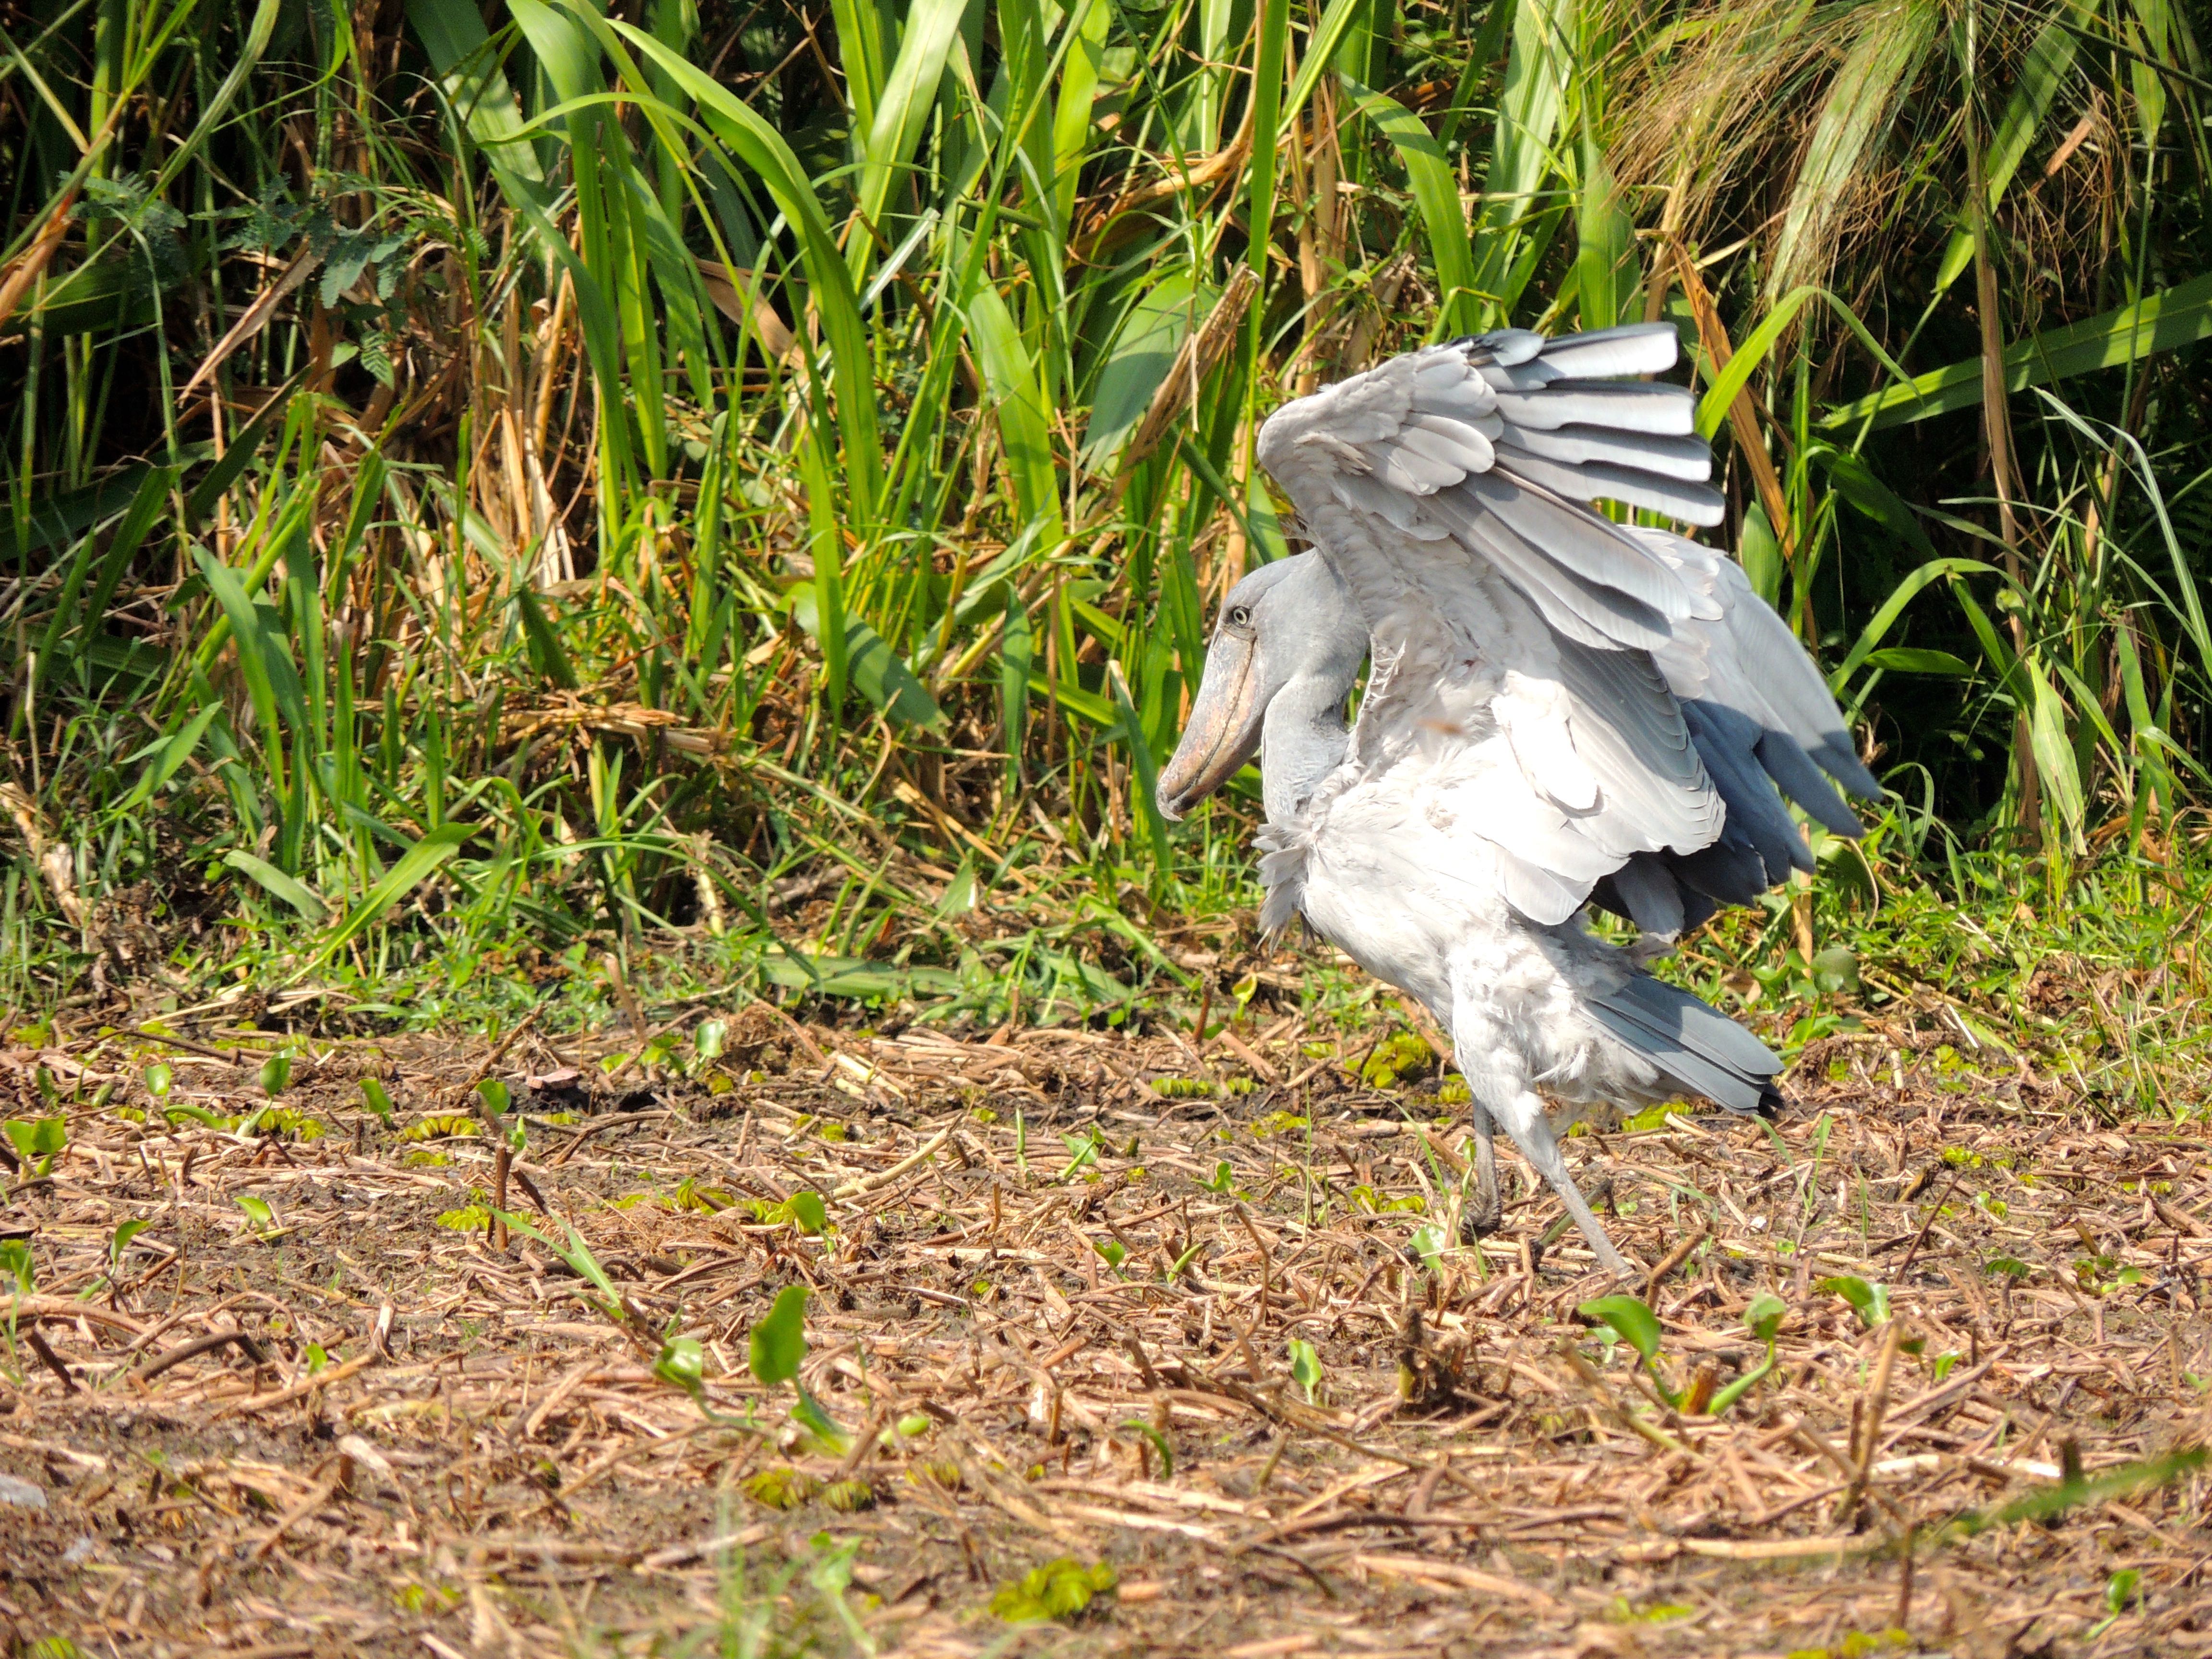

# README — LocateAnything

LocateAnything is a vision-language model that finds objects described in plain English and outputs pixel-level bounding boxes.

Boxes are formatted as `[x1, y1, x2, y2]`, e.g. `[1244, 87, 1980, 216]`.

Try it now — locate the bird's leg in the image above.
[1453, 1004, 1632, 1281]
[1480, 1087, 1631, 1282]
[1517, 1113, 1630, 1280]
[1460, 1106, 1502, 1239]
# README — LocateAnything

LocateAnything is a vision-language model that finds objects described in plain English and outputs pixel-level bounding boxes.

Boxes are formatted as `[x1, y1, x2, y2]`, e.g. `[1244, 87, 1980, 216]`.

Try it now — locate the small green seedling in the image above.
[500, 1214, 625, 1324]
[1409, 1222, 1447, 1272]
[990, 1558, 1118, 1623]
[1705, 1292, 1788, 1415]
[749, 1286, 806, 1386]
[693, 1019, 727, 1061]
[655, 1334, 708, 1396]
[1288, 1338, 1323, 1404]
[109, 1218, 152, 1266]
[1819, 1275, 1890, 1327]
[747, 1286, 845, 1451]
[1361, 1031, 1434, 1089]
[258, 1053, 291, 1096]
[1580, 1294, 1678, 1407]
[144, 1062, 173, 1100]
[1119, 1419, 1173, 1478]
[1093, 1238, 1127, 1271]
[358, 1078, 395, 1125]
[2090, 1568, 2143, 1637]
[476, 1077, 510, 1118]
[1581, 1291, 1788, 1417]
[1059, 1127, 1104, 1178]
[0, 1239, 33, 1297]
[235, 1194, 275, 1235]
[749, 1190, 829, 1234]
[4, 1117, 67, 1178]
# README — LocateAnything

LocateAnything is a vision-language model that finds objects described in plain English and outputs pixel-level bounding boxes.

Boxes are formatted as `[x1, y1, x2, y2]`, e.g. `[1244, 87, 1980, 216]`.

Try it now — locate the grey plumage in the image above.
[1587, 973, 1784, 1118]
[1164, 321, 1888, 1281]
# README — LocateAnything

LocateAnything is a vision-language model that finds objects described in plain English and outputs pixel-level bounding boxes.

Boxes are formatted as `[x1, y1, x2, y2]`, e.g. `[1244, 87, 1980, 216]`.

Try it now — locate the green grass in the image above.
[0, 0, 2206, 1042]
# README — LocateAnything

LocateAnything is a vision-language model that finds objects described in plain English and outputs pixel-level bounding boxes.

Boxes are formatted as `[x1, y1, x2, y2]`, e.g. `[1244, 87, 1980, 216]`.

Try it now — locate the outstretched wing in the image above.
[1593, 527, 1882, 933]
[1258, 324, 1871, 933]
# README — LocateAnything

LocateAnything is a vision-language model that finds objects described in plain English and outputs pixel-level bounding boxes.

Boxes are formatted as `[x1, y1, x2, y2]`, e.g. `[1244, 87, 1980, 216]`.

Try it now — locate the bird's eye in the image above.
[1227, 606, 1251, 627]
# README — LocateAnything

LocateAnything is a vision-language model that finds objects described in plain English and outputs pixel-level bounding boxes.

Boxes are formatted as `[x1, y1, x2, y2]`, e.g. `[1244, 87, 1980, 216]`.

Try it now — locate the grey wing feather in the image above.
[1587, 973, 1782, 1117]
[1683, 701, 1813, 881]
[1259, 326, 1725, 656]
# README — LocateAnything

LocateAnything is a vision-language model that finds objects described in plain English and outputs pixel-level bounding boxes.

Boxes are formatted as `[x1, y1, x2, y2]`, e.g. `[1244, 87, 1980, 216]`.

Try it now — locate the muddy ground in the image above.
[4, 997, 2212, 1658]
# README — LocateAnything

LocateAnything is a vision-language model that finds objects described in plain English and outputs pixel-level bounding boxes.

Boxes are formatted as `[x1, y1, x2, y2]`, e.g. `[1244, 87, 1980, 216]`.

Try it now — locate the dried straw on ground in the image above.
[3, 998, 2210, 1656]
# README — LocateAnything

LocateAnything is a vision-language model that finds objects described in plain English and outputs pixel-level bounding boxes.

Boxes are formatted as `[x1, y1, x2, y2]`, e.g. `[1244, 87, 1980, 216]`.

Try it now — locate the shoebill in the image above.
[1155, 324, 1878, 1278]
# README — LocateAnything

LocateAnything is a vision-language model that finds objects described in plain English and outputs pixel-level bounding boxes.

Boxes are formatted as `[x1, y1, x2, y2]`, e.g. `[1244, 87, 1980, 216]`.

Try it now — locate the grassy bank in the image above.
[0, 0, 2208, 1033]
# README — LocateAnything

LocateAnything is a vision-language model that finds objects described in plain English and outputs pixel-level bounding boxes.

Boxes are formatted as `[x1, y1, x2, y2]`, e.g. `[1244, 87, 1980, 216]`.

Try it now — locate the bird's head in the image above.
[1156, 551, 1366, 821]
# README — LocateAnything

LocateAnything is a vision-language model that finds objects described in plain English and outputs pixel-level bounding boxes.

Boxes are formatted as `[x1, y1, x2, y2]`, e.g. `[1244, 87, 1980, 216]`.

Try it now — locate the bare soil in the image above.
[4, 1000, 2212, 1658]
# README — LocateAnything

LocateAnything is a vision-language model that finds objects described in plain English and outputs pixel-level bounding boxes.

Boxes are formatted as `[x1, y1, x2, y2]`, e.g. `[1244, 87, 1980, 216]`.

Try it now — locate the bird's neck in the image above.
[1261, 671, 1353, 825]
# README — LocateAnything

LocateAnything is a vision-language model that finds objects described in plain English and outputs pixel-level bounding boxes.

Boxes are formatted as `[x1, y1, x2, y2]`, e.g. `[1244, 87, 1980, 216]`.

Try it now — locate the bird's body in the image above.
[1157, 324, 1876, 1276]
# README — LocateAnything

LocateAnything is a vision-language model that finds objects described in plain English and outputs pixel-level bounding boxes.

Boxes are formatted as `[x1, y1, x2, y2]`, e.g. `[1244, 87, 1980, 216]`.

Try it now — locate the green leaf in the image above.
[1578, 1294, 1664, 1364]
[1465, 0, 1572, 330]
[0, 1240, 33, 1296]
[302, 822, 476, 972]
[1817, 1275, 1889, 1327]
[476, 1078, 511, 1118]
[694, 1020, 727, 1061]
[1814, 444, 1941, 562]
[1743, 1292, 1788, 1344]
[788, 588, 943, 728]
[1863, 648, 1974, 676]
[1081, 270, 1197, 472]
[749, 1285, 809, 1386]
[257, 1054, 291, 1096]
[785, 1190, 828, 1236]
[123, 705, 225, 812]
[1828, 557, 2008, 692]
[1738, 502, 1784, 607]
[2106, 1568, 2142, 1617]
[853, 0, 966, 264]
[223, 851, 329, 924]
[404, 0, 549, 186]
[655, 1334, 707, 1395]
[359, 1078, 395, 1125]
[1344, 78, 1478, 337]
[1409, 1223, 1447, 1273]
[1697, 288, 1915, 440]
[1827, 272, 2212, 430]
[1288, 1338, 1322, 1403]
[513, 587, 579, 689]
[1767, 3, 1936, 296]
[965, 284, 1061, 541]
[1122, 1418, 1173, 1479]
[235, 1194, 275, 1232]
[1108, 660, 1171, 874]
[611, 17, 882, 517]
[5, 1118, 66, 1176]
[109, 1218, 152, 1263]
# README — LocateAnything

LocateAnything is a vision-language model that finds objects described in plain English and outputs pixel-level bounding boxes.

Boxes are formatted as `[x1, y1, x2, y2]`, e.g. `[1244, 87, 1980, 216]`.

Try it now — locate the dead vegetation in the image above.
[3, 1000, 2212, 1658]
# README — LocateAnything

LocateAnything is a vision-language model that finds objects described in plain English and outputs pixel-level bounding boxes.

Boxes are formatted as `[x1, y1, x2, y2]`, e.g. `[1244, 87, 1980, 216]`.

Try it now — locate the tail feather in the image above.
[1587, 972, 1782, 1117]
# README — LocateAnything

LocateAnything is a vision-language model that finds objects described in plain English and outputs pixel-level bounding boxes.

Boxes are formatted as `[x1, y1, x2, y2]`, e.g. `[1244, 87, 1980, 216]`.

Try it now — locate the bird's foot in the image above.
[1457, 1197, 1503, 1246]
